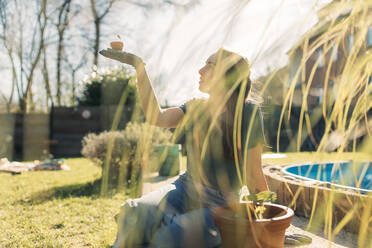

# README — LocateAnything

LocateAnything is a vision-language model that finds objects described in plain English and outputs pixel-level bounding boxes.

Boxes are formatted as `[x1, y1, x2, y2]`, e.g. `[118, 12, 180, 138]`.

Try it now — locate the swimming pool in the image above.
[283, 161, 372, 194]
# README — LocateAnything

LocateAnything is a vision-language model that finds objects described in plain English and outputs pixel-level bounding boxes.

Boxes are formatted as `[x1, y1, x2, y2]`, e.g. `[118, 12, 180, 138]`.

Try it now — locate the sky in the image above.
[107, 0, 331, 106]
[1, 0, 332, 107]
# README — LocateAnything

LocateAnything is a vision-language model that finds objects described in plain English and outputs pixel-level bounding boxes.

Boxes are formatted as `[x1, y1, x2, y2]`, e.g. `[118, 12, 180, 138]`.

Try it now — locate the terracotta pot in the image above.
[110, 41, 123, 51]
[211, 202, 294, 248]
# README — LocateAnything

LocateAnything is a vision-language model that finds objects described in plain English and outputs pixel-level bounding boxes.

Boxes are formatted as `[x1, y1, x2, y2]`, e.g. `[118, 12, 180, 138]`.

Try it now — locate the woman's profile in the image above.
[100, 46, 268, 248]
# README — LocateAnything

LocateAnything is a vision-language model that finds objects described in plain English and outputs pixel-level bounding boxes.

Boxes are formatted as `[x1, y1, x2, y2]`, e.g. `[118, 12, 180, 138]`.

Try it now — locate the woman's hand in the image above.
[99, 48, 145, 68]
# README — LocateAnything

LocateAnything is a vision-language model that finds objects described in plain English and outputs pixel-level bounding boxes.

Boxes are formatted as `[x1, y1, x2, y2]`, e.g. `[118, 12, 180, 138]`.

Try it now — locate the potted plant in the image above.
[211, 189, 294, 248]
[154, 144, 182, 177]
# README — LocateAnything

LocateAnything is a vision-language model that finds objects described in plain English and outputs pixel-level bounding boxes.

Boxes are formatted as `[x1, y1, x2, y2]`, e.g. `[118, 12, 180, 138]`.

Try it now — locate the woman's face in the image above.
[198, 53, 218, 93]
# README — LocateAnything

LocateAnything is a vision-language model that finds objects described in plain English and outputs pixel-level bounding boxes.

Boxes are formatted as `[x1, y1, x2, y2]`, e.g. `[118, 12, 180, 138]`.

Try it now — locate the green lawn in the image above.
[262, 152, 372, 167]
[0, 158, 127, 248]
[1, 153, 371, 247]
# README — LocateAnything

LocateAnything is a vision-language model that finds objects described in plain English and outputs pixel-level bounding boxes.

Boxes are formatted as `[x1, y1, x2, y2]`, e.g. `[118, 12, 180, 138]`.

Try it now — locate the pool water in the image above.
[283, 162, 372, 194]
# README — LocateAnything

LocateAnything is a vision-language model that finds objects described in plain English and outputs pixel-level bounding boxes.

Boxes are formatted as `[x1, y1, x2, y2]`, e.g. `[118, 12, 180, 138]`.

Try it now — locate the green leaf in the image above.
[255, 191, 277, 203]
[247, 194, 257, 201]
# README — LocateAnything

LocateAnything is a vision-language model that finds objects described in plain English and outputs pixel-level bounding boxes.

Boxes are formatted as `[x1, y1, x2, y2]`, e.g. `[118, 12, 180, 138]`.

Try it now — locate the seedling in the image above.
[248, 191, 277, 219]
[240, 186, 277, 219]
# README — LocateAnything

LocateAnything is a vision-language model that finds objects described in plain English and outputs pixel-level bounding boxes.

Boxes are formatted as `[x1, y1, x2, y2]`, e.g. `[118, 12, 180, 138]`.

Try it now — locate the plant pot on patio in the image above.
[211, 202, 294, 248]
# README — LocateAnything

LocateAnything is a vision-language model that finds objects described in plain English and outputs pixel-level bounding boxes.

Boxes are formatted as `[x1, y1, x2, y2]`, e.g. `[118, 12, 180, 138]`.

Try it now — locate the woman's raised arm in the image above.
[99, 48, 184, 128]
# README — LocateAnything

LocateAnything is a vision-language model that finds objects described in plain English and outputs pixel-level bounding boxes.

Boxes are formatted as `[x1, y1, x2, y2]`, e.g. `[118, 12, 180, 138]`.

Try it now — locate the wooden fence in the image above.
[0, 105, 134, 160]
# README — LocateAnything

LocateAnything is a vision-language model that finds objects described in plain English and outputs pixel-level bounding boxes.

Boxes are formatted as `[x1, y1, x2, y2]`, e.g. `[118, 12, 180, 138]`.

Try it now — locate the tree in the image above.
[63, 51, 87, 106]
[41, 44, 53, 108]
[90, 0, 116, 67]
[54, 0, 81, 106]
[55, 0, 72, 106]
[22, 0, 49, 112]
[0, 0, 49, 112]
[0, 0, 19, 112]
[0, 0, 201, 111]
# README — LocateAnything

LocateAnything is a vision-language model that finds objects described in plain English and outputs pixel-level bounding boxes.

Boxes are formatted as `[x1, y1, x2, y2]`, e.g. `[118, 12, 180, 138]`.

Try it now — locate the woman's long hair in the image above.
[216, 50, 252, 162]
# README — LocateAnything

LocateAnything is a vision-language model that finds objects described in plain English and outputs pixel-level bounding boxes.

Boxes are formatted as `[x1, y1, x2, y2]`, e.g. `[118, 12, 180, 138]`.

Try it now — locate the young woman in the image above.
[100, 47, 268, 248]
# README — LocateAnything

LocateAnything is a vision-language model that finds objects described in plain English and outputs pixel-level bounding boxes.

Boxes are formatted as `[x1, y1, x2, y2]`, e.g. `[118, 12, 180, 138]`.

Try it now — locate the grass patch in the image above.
[0, 158, 127, 248]
[262, 152, 372, 167]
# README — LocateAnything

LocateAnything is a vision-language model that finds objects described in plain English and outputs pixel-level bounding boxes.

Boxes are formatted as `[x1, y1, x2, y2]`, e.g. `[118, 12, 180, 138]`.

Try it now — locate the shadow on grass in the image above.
[20, 178, 121, 205]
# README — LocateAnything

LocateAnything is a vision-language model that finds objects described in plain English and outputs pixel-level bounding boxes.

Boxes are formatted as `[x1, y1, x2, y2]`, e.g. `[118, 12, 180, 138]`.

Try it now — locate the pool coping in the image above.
[263, 163, 372, 234]
[281, 161, 372, 194]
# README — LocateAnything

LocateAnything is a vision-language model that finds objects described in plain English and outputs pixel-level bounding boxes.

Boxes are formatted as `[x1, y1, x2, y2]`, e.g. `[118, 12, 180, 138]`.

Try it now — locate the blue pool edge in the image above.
[281, 161, 372, 195]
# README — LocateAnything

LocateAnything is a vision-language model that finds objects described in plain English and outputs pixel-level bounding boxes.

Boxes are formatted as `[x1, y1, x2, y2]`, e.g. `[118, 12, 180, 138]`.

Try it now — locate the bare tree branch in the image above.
[90, 0, 116, 67]
[63, 50, 88, 106]
[55, 0, 72, 106]
[22, 0, 48, 112]
[42, 44, 53, 107]
[0, 0, 21, 106]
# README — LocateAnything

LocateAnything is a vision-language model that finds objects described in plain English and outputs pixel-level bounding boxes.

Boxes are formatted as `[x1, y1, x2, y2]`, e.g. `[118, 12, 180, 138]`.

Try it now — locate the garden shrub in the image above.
[76, 67, 144, 130]
[77, 67, 137, 107]
[81, 122, 172, 192]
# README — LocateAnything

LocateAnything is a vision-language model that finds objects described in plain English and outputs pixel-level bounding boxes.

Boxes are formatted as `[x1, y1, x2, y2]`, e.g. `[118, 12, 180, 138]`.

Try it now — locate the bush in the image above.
[77, 66, 144, 131]
[77, 67, 137, 107]
[81, 122, 172, 192]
